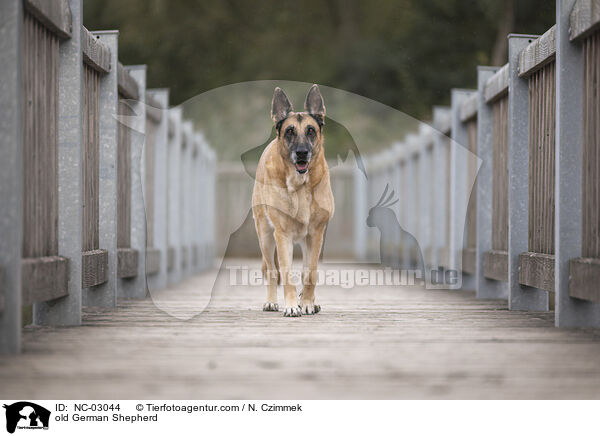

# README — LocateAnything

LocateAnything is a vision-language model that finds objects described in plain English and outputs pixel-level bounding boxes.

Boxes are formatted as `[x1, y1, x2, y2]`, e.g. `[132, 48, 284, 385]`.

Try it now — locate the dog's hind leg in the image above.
[257, 223, 279, 311]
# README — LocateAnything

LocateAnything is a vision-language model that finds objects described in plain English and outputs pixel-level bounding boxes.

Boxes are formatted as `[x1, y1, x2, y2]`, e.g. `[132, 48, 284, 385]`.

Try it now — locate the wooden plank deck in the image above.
[2, 259, 600, 399]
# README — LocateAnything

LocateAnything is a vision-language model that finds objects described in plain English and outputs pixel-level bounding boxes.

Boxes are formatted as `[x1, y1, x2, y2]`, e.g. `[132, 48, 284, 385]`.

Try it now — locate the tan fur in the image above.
[252, 88, 334, 316]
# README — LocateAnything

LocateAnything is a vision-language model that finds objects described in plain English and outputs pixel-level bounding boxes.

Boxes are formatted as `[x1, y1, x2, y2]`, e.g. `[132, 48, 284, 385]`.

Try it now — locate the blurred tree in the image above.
[491, 0, 515, 65]
[84, 0, 554, 120]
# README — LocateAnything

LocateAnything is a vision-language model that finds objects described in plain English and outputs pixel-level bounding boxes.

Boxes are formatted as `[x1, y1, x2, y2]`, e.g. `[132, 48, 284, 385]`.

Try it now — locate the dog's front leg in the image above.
[300, 226, 325, 315]
[274, 231, 300, 317]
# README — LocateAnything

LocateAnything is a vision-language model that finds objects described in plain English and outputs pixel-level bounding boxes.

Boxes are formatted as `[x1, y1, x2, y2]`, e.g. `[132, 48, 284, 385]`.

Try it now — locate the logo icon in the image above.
[3, 402, 50, 434]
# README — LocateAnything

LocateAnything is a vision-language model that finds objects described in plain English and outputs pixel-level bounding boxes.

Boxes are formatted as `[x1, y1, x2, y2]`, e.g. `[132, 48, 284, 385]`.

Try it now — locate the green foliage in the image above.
[84, 0, 554, 122]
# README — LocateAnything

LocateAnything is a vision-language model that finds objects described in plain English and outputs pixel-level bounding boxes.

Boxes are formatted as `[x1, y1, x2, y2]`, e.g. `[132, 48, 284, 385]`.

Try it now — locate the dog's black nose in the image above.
[296, 150, 309, 161]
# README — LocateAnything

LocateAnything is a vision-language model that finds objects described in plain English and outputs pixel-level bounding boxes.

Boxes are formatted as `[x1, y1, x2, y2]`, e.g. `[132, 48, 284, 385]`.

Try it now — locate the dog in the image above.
[252, 85, 334, 317]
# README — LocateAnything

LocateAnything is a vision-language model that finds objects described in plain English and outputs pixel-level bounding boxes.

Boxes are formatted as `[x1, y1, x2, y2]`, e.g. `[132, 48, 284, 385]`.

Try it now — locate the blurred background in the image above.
[84, 0, 554, 131]
[83, 0, 555, 258]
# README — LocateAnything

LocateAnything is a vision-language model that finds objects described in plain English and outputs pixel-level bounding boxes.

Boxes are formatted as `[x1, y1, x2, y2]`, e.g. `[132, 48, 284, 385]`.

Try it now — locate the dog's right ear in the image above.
[271, 87, 293, 125]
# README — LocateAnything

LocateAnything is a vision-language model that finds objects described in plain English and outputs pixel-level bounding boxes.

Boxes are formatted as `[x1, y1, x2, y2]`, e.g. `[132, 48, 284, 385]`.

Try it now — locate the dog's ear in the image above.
[271, 87, 293, 124]
[304, 84, 326, 126]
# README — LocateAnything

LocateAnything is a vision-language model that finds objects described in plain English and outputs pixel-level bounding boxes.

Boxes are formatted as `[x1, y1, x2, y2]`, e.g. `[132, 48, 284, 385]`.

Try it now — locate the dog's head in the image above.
[271, 85, 325, 174]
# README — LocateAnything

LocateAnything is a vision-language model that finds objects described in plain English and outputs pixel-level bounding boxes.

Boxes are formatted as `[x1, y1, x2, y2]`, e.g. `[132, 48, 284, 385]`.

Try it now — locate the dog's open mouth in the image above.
[295, 161, 309, 174]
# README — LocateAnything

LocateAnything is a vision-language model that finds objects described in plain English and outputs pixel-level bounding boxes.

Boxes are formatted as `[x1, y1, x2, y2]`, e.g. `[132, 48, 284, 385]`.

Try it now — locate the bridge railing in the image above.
[479, 64, 509, 295]
[0, 0, 216, 354]
[375, 0, 600, 327]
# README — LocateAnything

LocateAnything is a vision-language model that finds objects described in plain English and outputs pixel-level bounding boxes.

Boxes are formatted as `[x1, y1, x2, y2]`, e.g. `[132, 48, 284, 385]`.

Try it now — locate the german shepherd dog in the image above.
[252, 85, 334, 317]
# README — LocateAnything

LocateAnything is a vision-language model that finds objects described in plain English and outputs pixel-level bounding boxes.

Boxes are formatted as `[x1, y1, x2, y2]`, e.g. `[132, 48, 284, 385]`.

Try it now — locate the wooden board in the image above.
[168, 116, 176, 139]
[82, 64, 100, 252]
[117, 63, 139, 100]
[465, 119, 478, 253]
[570, 0, 600, 41]
[459, 93, 478, 122]
[518, 252, 555, 292]
[444, 138, 451, 250]
[4, 260, 600, 399]
[519, 25, 556, 77]
[81, 26, 111, 74]
[145, 118, 157, 248]
[22, 11, 59, 258]
[117, 248, 138, 279]
[23, 0, 71, 40]
[438, 247, 450, 269]
[181, 246, 188, 269]
[117, 98, 133, 249]
[21, 256, 68, 306]
[146, 248, 160, 276]
[484, 63, 509, 103]
[462, 248, 476, 275]
[192, 245, 199, 267]
[146, 92, 163, 123]
[167, 247, 175, 271]
[582, 31, 600, 258]
[0, 268, 4, 313]
[528, 62, 556, 256]
[436, 110, 451, 135]
[491, 95, 509, 252]
[483, 250, 508, 282]
[569, 257, 600, 302]
[82, 249, 108, 288]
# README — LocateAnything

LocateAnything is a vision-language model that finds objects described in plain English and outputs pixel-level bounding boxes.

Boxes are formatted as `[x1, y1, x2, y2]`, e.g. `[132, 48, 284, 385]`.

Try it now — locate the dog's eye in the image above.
[306, 127, 316, 138]
[285, 127, 295, 138]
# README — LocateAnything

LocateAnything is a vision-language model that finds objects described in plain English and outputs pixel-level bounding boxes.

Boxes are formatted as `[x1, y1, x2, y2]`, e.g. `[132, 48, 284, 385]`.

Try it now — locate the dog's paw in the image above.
[283, 305, 302, 317]
[263, 302, 279, 312]
[300, 301, 321, 315]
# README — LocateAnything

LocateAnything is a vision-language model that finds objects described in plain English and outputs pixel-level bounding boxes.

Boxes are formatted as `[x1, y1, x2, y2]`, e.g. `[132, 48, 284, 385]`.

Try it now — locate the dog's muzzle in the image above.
[293, 150, 311, 174]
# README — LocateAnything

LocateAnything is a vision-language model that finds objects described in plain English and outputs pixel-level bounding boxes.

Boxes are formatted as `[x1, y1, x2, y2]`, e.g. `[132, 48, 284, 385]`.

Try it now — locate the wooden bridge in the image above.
[2, 0, 600, 399]
[2, 260, 600, 399]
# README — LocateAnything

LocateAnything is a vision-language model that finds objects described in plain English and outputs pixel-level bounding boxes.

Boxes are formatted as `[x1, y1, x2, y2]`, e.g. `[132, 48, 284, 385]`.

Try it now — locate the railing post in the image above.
[419, 127, 433, 268]
[450, 89, 476, 290]
[35, 0, 83, 326]
[197, 135, 207, 270]
[353, 155, 368, 262]
[390, 144, 403, 268]
[0, 0, 23, 353]
[147, 89, 169, 292]
[507, 34, 549, 311]
[432, 107, 451, 272]
[179, 121, 193, 277]
[383, 150, 398, 267]
[118, 65, 147, 299]
[364, 156, 375, 261]
[555, 0, 600, 326]
[403, 136, 419, 269]
[207, 147, 216, 266]
[192, 133, 201, 272]
[412, 138, 425, 267]
[475, 66, 508, 299]
[398, 145, 410, 268]
[83, 30, 119, 308]
[194, 134, 203, 271]
[167, 107, 182, 285]
[195, 132, 212, 271]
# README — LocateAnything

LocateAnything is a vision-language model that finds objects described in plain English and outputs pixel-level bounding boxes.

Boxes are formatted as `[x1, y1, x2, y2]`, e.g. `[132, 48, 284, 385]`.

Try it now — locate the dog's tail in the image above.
[261, 252, 281, 285]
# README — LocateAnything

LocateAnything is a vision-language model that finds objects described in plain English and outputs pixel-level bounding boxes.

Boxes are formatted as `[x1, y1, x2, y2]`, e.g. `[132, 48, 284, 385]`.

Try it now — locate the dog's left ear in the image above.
[304, 84, 325, 126]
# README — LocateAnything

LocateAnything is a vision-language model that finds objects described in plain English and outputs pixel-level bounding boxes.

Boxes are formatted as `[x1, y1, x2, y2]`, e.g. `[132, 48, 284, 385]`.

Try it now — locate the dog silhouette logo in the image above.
[3, 402, 50, 434]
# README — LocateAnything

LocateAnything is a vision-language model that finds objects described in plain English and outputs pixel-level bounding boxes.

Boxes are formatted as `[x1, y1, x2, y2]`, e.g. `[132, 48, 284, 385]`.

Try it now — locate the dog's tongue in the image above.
[296, 162, 308, 171]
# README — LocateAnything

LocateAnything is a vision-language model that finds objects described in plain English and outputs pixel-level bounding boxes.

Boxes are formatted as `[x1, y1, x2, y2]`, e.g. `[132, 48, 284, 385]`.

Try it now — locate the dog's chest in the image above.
[286, 176, 312, 230]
